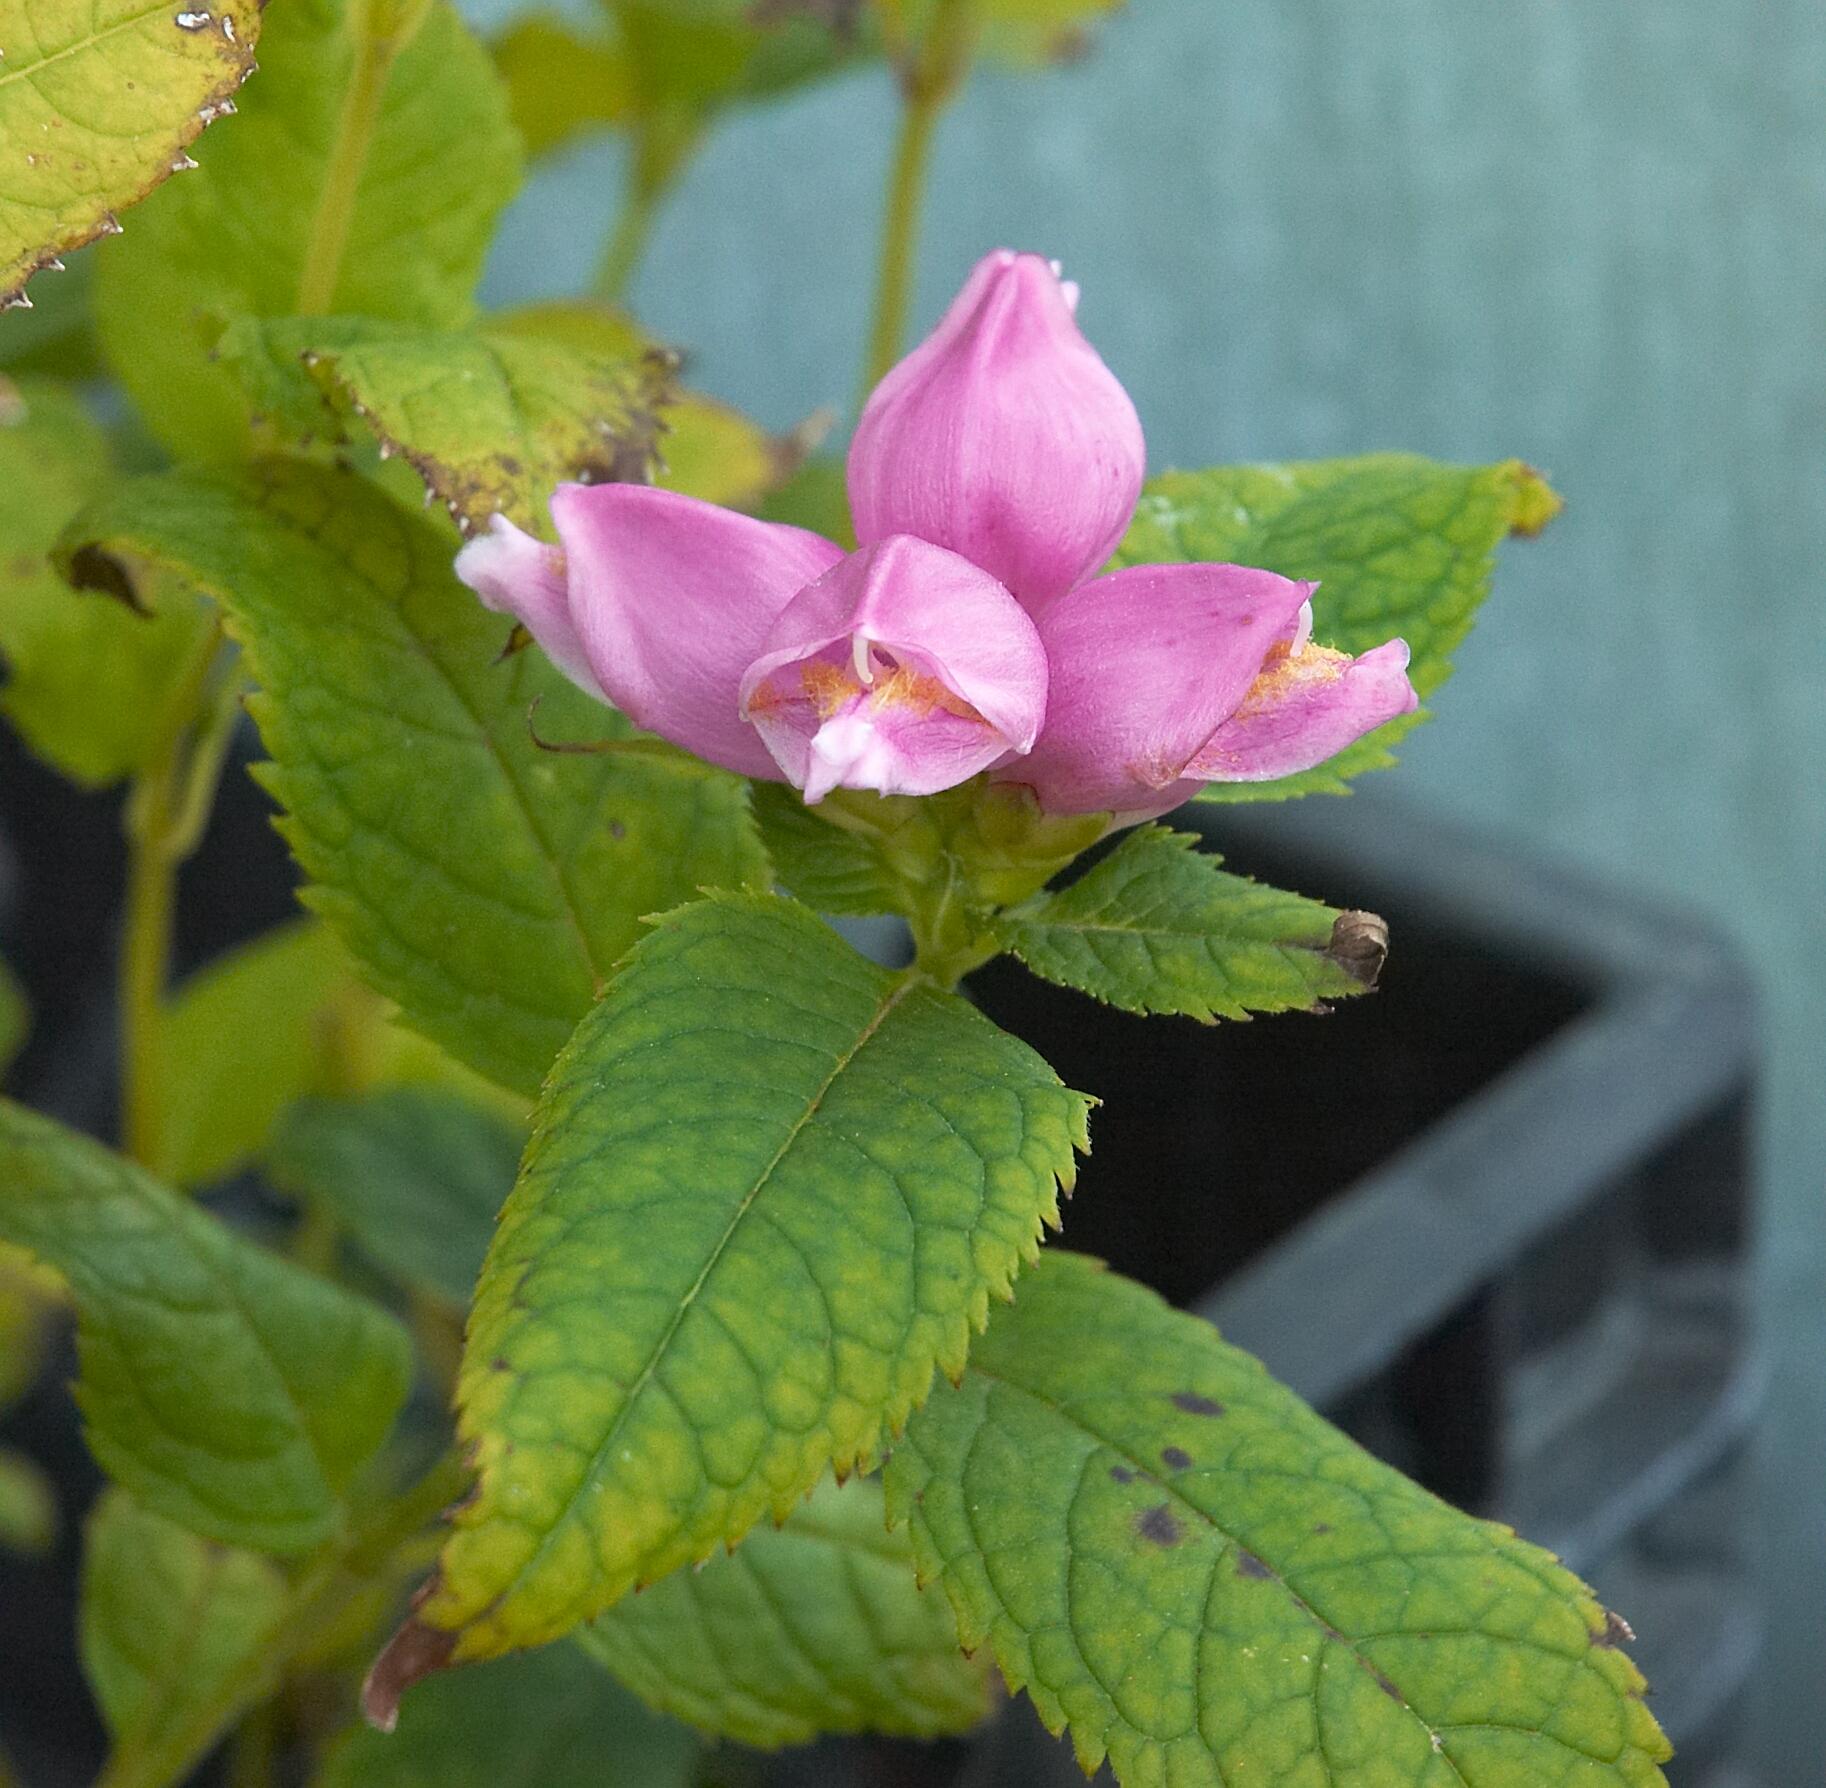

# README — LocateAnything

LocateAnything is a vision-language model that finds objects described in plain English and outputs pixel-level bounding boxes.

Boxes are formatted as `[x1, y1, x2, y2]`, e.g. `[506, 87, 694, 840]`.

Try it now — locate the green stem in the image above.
[593, 178, 658, 306]
[296, 0, 430, 315]
[861, 0, 977, 398]
[119, 630, 229, 1167]
[97, 1448, 472, 1788]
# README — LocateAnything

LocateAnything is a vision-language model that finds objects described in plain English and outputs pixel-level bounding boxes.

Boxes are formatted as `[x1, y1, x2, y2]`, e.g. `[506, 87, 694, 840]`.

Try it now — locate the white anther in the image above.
[851, 633, 876, 687]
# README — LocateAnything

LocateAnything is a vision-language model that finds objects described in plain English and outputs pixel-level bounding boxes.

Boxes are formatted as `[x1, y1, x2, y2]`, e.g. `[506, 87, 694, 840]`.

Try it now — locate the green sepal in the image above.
[888, 1252, 1672, 1787]
[0, 1100, 411, 1553]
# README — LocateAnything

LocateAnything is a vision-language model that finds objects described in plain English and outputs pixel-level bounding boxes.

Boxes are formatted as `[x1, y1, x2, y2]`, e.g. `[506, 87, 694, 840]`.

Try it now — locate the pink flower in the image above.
[455, 249, 1417, 813]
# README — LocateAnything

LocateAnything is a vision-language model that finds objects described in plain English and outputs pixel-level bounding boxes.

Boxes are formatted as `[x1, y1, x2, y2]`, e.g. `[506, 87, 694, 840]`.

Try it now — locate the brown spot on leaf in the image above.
[1135, 1504, 1183, 1547]
[62, 544, 149, 613]
[1234, 1550, 1272, 1580]
[1171, 1391, 1225, 1417]
[1373, 1670, 1402, 1701]
[1595, 1609, 1636, 1648]
[1313, 1522, 1333, 1535]
[609, 820, 626, 841]
[1325, 910, 1389, 988]
[362, 1614, 456, 1731]
[1109, 1465, 1136, 1484]
[1161, 1446, 1192, 1471]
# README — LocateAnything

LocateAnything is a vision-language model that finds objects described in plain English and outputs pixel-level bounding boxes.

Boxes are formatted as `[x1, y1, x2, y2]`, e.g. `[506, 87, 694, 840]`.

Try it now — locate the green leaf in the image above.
[994, 826, 1386, 1021]
[494, 15, 633, 159]
[0, 0, 260, 307]
[0, 955, 25, 1077]
[0, 1099, 412, 1553]
[0, 380, 212, 787]
[979, 0, 1125, 62]
[158, 920, 352, 1187]
[57, 459, 769, 1097]
[94, 0, 522, 463]
[268, 1087, 521, 1304]
[0, 1449, 55, 1554]
[888, 1252, 1672, 1787]
[581, 1472, 992, 1747]
[218, 314, 665, 536]
[320, 1643, 697, 1788]
[492, 301, 791, 510]
[81, 1486, 286, 1776]
[1112, 456, 1561, 801]
[373, 892, 1087, 1684]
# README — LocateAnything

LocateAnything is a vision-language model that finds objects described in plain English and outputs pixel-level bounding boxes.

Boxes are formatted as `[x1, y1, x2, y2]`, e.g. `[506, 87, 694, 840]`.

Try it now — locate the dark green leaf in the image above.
[995, 826, 1384, 1021]
[269, 1087, 521, 1304]
[377, 893, 1087, 1678]
[1112, 456, 1560, 800]
[0, 1099, 412, 1553]
[889, 1252, 1672, 1786]
[581, 1472, 992, 1747]
[57, 459, 769, 1097]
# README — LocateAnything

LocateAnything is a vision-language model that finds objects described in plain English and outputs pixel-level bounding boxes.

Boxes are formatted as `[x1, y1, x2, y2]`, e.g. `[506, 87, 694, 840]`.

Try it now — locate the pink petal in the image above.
[1183, 638, 1419, 783]
[997, 563, 1315, 815]
[847, 250, 1145, 614]
[549, 483, 844, 778]
[738, 535, 1047, 803]
[454, 515, 606, 702]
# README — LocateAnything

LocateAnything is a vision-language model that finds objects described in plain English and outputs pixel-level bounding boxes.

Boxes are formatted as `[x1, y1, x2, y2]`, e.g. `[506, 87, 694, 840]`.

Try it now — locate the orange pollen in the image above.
[796, 656, 979, 723]
[1234, 641, 1350, 717]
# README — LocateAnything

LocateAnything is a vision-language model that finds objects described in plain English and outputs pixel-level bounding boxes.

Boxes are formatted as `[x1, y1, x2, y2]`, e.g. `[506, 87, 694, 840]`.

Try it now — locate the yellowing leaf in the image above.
[0, 0, 260, 305]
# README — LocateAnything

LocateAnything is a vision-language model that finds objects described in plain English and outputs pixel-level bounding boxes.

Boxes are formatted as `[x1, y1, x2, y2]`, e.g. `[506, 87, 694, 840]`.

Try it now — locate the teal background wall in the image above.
[472, 3, 1825, 1775]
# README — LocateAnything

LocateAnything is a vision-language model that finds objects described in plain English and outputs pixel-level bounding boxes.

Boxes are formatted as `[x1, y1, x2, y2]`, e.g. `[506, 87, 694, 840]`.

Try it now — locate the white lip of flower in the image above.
[851, 632, 879, 687]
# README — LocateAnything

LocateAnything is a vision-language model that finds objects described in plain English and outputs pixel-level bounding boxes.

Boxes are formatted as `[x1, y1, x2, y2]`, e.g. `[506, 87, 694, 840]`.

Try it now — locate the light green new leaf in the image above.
[219, 313, 665, 535]
[980, 0, 1124, 62]
[581, 1472, 992, 1747]
[0, 1449, 55, 1554]
[995, 826, 1386, 1022]
[56, 459, 769, 1097]
[0, 380, 212, 787]
[81, 1487, 286, 1779]
[321, 1642, 696, 1788]
[889, 1252, 1672, 1787]
[157, 920, 352, 1188]
[1113, 455, 1560, 800]
[373, 893, 1088, 1686]
[95, 0, 522, 462]
[0, 1100, 412, 1553]
[0, 0, 259, 306]
[269, 1087, 521, 1304]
